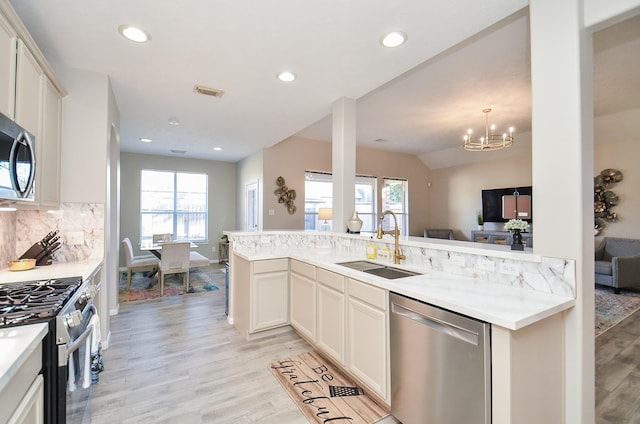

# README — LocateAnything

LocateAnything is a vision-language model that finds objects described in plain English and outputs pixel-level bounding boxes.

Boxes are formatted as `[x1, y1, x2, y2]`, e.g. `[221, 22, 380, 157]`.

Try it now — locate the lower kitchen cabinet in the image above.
[233, 256, 289, 338]
[251, 259, 289, 331]
[290, 259, 316, 341]
[316, 268, 346, 365]
[347, 278, 389, 402]
[8, 375, 43, 424]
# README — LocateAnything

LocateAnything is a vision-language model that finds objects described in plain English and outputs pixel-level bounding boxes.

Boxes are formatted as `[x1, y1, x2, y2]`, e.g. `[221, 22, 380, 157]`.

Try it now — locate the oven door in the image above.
[58, 303, 97, 424]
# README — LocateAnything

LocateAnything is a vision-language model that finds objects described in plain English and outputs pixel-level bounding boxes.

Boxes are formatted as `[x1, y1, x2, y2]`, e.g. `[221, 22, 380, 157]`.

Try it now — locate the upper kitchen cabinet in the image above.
[15, 39, 42, 137]
[0, 10, 15, 119]
[0, 1, 66, 208]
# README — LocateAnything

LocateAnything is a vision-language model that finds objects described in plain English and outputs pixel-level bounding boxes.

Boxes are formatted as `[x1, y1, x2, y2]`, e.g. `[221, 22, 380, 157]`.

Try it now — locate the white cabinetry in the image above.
[290, 259, 316, 341]
[251, 259, 289, 332]
[233, 256, 289, 338]
[7, 375, 43, 424]
[15, 39, 42, 137]
[0, 339, 43, 424]
[347, 278, 389, 402]
[0, 10, 16, 119]
[316, 268, 345, 365]
[0, 3, 65, 208]
[37, 77, 61, 207]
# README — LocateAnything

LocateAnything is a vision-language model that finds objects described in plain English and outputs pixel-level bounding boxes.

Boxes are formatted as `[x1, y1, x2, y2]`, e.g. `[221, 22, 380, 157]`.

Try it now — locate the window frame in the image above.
[140, 169, 209, 243]
[381, 177, 409, 236]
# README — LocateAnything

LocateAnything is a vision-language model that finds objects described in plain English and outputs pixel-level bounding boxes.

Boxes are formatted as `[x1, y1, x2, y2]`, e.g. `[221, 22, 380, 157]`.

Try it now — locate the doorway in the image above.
[246, 181, 259, 232]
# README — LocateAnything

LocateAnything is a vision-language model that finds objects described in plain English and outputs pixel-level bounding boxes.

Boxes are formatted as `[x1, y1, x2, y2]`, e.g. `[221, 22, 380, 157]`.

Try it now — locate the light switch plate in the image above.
[500, 262, 520, 276]
[67, 231, 84, 245]
[477, 257, 495, 272]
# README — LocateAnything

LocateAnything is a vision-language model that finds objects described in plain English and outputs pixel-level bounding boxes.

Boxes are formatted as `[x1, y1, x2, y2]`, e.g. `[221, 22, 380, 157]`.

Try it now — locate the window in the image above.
[382, 177, 408, 236]
[305, 171, 333, 231]
[304, 172, 377, 233]
[140, 170, 208, 242]
[355, 175, 377, 233]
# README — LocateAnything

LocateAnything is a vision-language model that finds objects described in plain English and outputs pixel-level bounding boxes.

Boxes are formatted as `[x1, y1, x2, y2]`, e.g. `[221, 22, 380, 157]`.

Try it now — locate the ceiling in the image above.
[8, 1, 640, 166]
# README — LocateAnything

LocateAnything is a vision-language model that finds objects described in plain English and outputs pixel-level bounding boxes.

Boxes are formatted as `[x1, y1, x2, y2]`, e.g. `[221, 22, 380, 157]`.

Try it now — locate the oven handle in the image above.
[64, 304, 97, 357]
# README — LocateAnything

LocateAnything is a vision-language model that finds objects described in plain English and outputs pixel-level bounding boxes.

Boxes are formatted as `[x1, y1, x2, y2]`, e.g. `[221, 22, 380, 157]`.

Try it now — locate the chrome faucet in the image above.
[376, 210, 405, 264]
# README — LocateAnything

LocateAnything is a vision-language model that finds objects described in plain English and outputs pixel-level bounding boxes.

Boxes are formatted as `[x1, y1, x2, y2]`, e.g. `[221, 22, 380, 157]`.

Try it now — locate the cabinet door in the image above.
[8, 374, 44, 424]
[38, 77, 61, 207]
[290, 271, 316, 341]
[347, 297, 387, 400]
[317, 283, 345, 365]
[251, 270, 289, 332]
[15, 39, 43, 136]
[0, 12, 16, 119]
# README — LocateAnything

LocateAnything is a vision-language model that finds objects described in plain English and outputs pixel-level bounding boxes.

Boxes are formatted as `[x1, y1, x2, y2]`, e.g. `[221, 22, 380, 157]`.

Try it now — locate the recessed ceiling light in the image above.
[140, 138, 152, 143]
[118, 25, 151, 43]
[380, 31, 407, 48]
[213, 147, 223, 151]
[168, 117, 180, 126]
[277, 71, 296, 82]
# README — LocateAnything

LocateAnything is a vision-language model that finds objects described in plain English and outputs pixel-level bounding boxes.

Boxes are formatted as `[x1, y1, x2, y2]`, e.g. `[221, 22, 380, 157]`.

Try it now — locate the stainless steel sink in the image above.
[337, 261, 422, 279]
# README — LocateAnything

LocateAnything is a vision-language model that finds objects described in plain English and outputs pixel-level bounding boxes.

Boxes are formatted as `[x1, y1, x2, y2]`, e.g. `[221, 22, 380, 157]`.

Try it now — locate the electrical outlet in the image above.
[500, 262, 520, 276]
[449, 254, 466, 267]
[477, 257, 495, 272]
[67, 231, 84, 245]
[212, 246, 217, 253]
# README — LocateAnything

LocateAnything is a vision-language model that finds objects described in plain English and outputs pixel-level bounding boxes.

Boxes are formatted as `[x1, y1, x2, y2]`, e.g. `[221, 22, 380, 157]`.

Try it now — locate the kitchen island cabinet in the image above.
[289, 259, 316, 341]
[316, 268, 346, 366]
[227, 231, 575, 422]
[232, 256, 289, 339]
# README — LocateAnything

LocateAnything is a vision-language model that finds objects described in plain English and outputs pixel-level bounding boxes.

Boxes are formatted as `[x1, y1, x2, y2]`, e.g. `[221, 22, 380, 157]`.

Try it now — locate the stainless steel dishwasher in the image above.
[390, 292, 491, 424]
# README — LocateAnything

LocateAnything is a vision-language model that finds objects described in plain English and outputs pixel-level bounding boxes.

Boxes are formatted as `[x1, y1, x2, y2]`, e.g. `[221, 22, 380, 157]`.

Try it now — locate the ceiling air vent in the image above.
[194, 84, 225, 98]
[170, 149, 187, 154]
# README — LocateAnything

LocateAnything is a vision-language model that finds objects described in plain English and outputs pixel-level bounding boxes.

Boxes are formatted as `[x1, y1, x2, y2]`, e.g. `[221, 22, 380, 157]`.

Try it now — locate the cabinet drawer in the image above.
[318, 268, 345, 292]
[290, 259, 316, 280]
[348, 278, 387, 310]
[253, 258, 288, 274]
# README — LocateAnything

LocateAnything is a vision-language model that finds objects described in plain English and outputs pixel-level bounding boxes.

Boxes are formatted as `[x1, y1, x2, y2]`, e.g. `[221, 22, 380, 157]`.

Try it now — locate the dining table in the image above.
[139, 240, 198, 259]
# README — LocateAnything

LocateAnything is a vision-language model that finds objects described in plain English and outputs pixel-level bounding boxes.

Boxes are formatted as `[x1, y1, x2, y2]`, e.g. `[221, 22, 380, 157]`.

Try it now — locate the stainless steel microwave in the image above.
[0, 112, 36, 201]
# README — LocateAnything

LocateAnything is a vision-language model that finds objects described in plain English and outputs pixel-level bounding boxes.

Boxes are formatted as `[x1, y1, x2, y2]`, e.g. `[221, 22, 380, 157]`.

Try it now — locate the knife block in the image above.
[20, 243, 54, 266]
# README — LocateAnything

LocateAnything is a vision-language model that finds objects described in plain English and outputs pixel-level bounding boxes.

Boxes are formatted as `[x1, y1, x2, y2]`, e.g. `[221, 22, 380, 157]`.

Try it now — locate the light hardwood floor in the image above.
[90, 266, 397, 424]
[596, 308, 640, 424]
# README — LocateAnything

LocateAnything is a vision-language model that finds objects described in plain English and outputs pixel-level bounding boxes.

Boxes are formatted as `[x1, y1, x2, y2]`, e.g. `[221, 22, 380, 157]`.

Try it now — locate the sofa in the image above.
[595, 237, 640, 294]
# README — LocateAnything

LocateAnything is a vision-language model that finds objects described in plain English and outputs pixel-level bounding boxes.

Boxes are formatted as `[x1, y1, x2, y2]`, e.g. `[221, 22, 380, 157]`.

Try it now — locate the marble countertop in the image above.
[233, 250, 575, 331]
[0, 259, 103, 284]
[0, 323, 48, 394]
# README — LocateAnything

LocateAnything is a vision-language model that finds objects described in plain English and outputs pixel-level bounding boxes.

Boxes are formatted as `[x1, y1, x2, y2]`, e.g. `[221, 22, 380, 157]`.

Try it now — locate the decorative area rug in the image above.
[269, 351, 389, 424]
[595, 286, 640, 337]
[118, 267, 221, 303]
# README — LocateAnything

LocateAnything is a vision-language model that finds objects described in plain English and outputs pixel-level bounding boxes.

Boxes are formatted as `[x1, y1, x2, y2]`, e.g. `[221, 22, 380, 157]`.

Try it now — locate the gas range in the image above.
[1, 275, 97, 424]
[0, 277, 83, 327]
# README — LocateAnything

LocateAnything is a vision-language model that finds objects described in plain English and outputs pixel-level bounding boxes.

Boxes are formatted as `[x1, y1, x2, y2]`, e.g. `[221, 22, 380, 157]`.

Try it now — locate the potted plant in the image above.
[476, 210, 484, 231]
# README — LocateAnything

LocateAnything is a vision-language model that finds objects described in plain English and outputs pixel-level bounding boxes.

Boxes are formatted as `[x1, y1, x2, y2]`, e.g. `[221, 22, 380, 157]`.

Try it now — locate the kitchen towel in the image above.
[88, 314, 104, 384]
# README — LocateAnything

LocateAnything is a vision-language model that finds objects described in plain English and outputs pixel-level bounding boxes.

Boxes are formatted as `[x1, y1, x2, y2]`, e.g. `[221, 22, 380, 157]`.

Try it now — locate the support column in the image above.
[331, 97, 356, 233]
[529, 0, 594, 422]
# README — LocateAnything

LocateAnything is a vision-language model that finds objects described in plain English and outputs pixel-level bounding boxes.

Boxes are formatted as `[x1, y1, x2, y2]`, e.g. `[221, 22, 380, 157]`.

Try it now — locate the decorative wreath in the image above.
[594, 168, 622, 236]
[274, 176, 296, 214]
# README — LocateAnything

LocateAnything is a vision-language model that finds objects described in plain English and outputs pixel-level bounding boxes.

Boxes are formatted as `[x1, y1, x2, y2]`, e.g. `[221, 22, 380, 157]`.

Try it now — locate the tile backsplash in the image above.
[0, 203, 104, 270]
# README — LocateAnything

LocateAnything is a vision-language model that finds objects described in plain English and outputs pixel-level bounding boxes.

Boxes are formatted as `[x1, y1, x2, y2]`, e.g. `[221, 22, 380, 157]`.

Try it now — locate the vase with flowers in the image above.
[504, 219, 529, 250]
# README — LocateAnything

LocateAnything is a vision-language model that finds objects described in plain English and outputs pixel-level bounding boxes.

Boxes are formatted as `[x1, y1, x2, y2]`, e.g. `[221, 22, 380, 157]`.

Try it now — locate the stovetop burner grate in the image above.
[0, 277, 83, 327]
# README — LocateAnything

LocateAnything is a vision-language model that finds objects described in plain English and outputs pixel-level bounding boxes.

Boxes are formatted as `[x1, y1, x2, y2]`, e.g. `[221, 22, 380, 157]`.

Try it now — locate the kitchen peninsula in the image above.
[227, 231, 575, 424]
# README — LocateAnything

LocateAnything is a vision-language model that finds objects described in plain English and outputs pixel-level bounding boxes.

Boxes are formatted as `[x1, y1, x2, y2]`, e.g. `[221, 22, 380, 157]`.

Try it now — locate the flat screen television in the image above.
[481, 186, 532, 223]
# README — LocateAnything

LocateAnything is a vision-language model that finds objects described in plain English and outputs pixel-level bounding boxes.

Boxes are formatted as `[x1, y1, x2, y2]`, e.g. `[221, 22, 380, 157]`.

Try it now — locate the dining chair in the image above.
[159, 242, 191, 295]
[122, 237, 160, 290]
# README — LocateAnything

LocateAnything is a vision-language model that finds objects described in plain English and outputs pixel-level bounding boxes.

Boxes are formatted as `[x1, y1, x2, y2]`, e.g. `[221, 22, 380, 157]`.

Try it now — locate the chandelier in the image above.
[463, 108, 514, 152]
